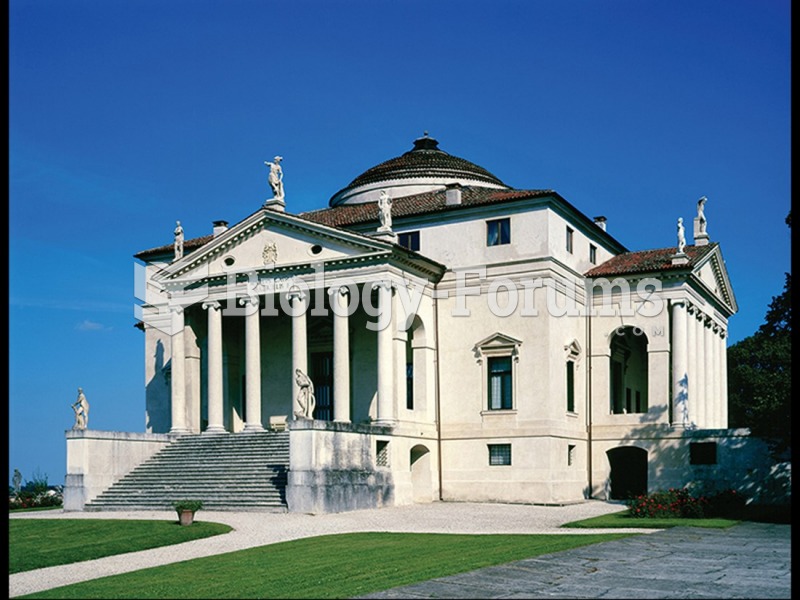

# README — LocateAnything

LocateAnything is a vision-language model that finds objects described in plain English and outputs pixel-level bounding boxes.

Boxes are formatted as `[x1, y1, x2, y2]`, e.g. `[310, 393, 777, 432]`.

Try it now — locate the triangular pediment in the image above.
[691, 245, 737, 315]
[474, 332, 524, 349]
[156, 208, 396, 283]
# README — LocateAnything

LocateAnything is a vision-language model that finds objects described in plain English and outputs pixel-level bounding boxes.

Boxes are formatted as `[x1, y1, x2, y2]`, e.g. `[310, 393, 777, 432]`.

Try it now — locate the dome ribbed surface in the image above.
[329, 134, 507, 205]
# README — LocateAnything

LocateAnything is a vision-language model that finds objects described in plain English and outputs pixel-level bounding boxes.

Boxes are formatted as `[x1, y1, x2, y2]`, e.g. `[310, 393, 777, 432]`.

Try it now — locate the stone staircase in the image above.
[84, 430, 289, 512]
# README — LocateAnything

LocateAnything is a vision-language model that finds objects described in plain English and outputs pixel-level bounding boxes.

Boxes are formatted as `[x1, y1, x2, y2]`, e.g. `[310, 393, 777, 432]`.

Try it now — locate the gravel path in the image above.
[10, 500, 644, 597]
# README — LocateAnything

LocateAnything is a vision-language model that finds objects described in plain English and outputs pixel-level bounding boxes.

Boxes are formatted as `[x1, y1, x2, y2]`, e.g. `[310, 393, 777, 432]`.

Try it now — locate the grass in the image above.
[561, 509, 740, 529]
[15, 531, 635, 599]
[9, 519, 233, 574]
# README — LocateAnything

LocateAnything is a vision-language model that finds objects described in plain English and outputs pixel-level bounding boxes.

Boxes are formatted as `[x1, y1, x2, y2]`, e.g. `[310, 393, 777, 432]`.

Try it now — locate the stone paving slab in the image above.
[359, 522, 791, 599]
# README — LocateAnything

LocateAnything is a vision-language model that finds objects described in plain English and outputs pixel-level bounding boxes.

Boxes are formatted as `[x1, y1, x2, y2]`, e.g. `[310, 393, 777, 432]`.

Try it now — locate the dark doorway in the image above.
[311, 352, 333, 421]
[607, 446, 648, 499]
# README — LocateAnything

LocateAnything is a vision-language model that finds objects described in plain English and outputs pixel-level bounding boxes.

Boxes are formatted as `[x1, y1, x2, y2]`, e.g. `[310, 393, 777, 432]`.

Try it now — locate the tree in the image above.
[727, 215, 791, 456]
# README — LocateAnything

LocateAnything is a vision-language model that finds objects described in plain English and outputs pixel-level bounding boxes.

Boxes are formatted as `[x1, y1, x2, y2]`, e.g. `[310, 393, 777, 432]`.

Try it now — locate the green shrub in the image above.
[172, 500, 204, 513]
[626, 487, 745, 519]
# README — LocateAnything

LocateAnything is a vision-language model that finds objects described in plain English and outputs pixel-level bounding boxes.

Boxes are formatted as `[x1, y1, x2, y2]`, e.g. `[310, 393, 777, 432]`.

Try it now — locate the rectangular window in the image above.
[376, 440, 390, 467]
[488, 356, 513, 410]
[397, 231, 420, 252]
[635, 391, 642, 413]
[566, 226, 574, 254]
[487, 218, 511, 246]
[406, 362, 414, 410]
[690, 442, 717, 465]
[625, 388, 632, 414]
[488, 444, 512, 466]
[566, 361, 575, 413]
[568, 444, 576, 466]
[589, 244, 597, 264]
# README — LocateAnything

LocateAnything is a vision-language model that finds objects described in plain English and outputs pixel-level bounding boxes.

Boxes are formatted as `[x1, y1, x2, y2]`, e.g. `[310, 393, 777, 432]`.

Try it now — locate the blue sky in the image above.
[9, 0, 790, 486]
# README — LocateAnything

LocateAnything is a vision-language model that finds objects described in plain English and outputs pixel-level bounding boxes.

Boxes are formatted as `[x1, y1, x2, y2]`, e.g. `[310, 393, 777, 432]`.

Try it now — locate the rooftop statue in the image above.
[677, 217, 686, 254]
[377, 190, 393, 232]
[174, 220, 184, 260]
[697, 196, 707, 234]
[265, 156, 285, 201]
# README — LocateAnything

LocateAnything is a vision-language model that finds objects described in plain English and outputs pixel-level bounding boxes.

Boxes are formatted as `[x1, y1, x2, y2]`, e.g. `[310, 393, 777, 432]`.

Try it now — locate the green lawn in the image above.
[16, 531, 635, 599]
[561, 509, 740, 529]
[9, 519, 233, 573]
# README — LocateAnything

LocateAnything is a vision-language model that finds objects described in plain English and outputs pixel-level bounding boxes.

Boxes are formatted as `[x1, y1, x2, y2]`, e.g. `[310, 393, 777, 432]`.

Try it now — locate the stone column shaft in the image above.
[169, 307, 189, 434]
[720, 331, 729, 428]
[703, 318, 714, 428]
[695, 312, 707, 427]
[686, 306, 696, 426]
[242, 296, 264, 431]
[203, 301, 226, 433]
[331, 287, 351, 423]
[671, 300, 688, 427]
[290, 292, 308, 420]
[375, 282, 395, 425]
[712, 325, 722, 428]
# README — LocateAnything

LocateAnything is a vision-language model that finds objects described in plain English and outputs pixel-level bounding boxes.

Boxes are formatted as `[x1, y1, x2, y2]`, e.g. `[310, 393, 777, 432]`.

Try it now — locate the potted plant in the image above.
[172, 499, 203, 526]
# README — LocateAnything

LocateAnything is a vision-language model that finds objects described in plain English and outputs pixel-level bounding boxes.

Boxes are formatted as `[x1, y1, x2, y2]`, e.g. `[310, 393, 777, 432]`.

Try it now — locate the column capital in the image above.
[671, 298, 687, 309]
[327, 285, 351, 298]
[169, 304, 185, 315]
[371, 280, 394, 292]
[285, 289, 307, 303]
[202, 300, 222, 311]
[238, 294, 260, 307]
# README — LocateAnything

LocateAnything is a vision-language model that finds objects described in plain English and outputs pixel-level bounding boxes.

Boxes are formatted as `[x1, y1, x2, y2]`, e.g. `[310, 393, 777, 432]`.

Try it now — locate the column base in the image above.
[373, 418, 397, 427]
[168, 427, 191, 436]
[242, 423, 265, 432]
[203, 426, 228, 434]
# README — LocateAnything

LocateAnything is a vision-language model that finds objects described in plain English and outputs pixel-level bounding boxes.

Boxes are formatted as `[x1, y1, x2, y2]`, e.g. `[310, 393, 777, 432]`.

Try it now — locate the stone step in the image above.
[84, 431, 290, 512]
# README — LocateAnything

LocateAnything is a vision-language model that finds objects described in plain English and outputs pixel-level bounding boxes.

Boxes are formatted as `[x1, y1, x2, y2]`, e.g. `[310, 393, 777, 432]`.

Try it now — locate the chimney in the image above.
[445, 183, 462, 206]
[593, 216, 607, 231]
[213, 220, 229, 237]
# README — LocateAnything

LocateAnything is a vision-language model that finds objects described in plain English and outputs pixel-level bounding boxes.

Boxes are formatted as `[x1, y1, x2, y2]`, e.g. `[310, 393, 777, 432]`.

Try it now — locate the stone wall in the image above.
[286, 420, 395, 514]
[63, 429, 173, 511]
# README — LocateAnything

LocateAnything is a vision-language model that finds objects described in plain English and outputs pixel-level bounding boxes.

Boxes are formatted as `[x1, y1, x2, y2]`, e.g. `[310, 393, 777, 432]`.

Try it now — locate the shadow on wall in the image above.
[605, 404, 791, 507]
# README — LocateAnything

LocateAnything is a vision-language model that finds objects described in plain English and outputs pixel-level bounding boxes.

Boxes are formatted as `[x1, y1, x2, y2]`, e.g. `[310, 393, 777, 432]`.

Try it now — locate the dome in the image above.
[328, 133, 509, 206]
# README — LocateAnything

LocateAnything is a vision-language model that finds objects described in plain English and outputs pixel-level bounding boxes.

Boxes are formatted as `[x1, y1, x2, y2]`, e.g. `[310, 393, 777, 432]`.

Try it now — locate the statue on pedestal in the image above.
[12, 469, 22, 494]
[72, 387, 90, 430]
[676, 218, 687, 254]
[174, 221, 184, 260]
[294, 369, 315, 420]
[264, 156, 285, 201]
[696, 197, 707, 234]
[377, 190, 393, 232]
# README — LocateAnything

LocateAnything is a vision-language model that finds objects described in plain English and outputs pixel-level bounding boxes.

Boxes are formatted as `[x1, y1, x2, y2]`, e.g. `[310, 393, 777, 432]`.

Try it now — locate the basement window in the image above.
[690, 442, 717, 465]
[376, 440, 390, 467]
[488, 444, 512, 466]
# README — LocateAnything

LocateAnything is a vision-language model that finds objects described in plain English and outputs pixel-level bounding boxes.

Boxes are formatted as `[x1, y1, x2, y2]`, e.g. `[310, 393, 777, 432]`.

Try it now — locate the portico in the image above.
[149, 207, 444, 436]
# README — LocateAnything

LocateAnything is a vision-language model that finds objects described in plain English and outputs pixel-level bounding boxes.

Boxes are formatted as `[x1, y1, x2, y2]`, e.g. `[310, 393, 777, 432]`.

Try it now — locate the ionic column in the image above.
[671, 300, 688, 427]
[330, 286, 351, 423]
[720, 330, 729, 428]
[703, 317, 714, 428]
[288, 290, 308, 420]
[202, 300, 226, 434]
[695, 310, 707, 427]
[374, 281, 395, 426]
[686, 304, 697, 426]
[240, 295, 264, 431]
[712, 324, 721, 428]
[169, 305, 189, 434]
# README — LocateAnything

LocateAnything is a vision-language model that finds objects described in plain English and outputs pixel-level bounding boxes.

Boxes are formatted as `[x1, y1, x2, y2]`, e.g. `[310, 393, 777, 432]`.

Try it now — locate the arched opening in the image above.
[410, 444, 433, 502]
[607, 446, 648, 499]
[405, 315, 427, 412]
[609, 326, 649, 414]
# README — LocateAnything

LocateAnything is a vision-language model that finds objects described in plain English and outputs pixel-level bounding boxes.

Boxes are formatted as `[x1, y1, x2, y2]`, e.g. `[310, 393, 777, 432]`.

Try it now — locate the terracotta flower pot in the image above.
[179, 509, 195, 526]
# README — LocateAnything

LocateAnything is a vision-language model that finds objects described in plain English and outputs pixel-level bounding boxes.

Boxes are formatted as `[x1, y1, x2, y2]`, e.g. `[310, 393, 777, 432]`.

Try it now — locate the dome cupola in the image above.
[328, 132, 509, 206]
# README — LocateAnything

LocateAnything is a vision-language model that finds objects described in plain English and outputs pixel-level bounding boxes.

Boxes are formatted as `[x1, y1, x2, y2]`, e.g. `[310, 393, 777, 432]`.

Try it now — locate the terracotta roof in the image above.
[134, 234, 214, 260]
[303, 186, 554, 228]
[329, 134, 507, 205]
[585, 243, 717, 277]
